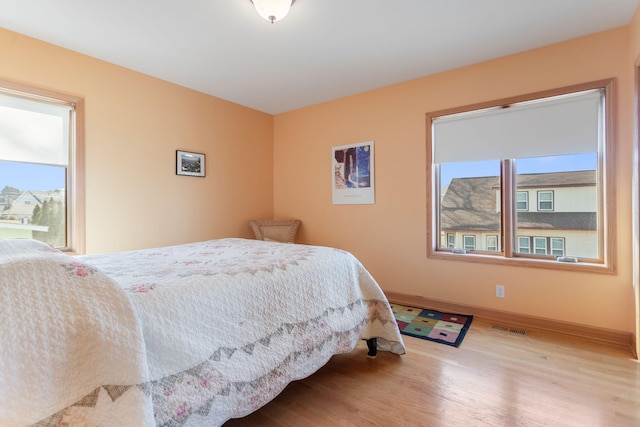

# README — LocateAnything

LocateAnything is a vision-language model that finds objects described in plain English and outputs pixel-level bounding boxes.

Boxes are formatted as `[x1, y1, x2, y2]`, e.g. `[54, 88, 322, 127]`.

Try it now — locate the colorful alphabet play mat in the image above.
[391, 303, 473, 347]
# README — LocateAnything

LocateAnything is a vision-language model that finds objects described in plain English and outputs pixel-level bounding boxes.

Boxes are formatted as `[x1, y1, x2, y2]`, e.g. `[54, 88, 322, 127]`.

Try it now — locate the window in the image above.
[447, 233, 455, 248]
[537, 191, 554, 211]
[516, 191, 528, 211]
[463, 235, 476, 251]
[486, 235, 498, 252]
[517, 236, 565, 256]
[0, 79, 84, 253]
[533, 237, 547, 255]
[428, 79, 614, 271]
[518, 236, 530, 254]
[551, 238, 565, 257]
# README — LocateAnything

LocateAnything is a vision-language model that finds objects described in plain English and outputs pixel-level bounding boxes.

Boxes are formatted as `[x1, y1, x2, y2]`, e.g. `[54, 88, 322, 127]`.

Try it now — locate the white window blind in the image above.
[0, 91, 72, 167]
[433, 89, 602, 164]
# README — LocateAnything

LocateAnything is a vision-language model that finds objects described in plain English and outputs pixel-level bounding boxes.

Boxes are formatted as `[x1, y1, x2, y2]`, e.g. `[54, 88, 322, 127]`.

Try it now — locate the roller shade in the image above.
[0, 91, 72, 167]
[433, 89, 602, 164]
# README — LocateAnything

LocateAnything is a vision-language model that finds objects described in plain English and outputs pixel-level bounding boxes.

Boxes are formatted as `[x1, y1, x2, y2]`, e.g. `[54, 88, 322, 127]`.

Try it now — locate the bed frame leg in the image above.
[366, 338, 377, 358]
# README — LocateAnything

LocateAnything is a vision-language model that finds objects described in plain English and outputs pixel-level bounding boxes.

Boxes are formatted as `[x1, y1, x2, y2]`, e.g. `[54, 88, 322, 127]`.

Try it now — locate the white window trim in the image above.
[518, 236, 531, 254]
[551, 237, 565, 257]
[537, 191, 554, 211]
[463, 235, 476, 251]
[487, 235, 499, 251]
[447, 233, 455, 248]
[516, 191, 529, 211]
[533, 237, 548, 255]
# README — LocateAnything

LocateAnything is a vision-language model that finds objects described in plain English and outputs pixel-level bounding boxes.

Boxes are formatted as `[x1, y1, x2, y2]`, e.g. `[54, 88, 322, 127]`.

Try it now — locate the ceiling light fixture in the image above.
[251, 0, 295, 24]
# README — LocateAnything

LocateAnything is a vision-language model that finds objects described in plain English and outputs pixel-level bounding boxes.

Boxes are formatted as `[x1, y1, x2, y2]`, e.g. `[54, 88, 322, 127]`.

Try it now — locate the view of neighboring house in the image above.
[1, 189, 65, 221]
[0, 187, 65, 239]
[0, 185, 20, 211]
[441, 170, 597, 259]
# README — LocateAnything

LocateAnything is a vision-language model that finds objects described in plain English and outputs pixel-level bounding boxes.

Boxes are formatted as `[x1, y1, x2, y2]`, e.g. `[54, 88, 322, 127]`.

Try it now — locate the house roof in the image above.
[0, 1, 636, 114]
[510, 170, 596, 188]
[30, 190, 65, 204]
[0, 190, 65, 218]
[0, 186, 20, 196]
[441, 171, 596, 232]
[442, 176, 500, 231]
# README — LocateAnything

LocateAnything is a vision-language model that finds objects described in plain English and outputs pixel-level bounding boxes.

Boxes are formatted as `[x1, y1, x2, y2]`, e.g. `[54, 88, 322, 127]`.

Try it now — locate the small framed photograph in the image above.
[176, 150, 206, 177]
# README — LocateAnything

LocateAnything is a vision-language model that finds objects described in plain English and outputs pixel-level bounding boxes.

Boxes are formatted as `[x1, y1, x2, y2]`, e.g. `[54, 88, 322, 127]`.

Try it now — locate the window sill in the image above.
[428, 250, 615, 274]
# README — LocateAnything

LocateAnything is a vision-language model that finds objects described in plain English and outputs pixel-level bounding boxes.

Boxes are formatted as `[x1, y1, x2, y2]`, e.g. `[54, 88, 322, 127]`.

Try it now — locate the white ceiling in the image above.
[0, 0, 637, 114]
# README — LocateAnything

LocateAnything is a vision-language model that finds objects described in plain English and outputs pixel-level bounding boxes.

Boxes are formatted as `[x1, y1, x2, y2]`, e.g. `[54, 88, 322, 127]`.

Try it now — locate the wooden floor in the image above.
[224, 318, 640, 427]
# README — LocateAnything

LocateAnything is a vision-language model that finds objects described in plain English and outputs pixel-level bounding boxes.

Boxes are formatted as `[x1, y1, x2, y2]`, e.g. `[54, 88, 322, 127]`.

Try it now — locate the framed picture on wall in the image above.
[176, 150, 206, 177]
[332, 141, 375, 204]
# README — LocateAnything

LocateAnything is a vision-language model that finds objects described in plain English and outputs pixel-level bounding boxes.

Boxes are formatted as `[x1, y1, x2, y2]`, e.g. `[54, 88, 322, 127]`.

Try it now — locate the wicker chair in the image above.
[249, 220, 301, 243]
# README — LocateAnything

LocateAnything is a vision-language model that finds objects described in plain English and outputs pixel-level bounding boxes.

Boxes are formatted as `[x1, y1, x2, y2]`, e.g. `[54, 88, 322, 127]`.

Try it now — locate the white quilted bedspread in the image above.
[1, 238, 405, 426]
[0, 239, 153, 427]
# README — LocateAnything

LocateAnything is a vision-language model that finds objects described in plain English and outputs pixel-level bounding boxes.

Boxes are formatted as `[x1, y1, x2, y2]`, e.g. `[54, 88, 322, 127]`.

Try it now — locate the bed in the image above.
[0, 237, 405, 426]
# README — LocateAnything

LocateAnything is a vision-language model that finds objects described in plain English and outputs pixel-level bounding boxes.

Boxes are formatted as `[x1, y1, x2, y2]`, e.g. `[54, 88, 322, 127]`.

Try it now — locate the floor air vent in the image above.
[491, 325, 528, 336]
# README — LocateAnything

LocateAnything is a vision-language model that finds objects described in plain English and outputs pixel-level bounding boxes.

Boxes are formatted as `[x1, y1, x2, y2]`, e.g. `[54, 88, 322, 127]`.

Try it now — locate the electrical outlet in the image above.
[496, 284, 505, 298]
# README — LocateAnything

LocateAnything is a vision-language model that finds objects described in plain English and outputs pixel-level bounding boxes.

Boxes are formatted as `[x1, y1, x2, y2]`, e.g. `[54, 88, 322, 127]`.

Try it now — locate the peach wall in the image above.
[274, 27, 636, 332]
[0, 28, 274, 254]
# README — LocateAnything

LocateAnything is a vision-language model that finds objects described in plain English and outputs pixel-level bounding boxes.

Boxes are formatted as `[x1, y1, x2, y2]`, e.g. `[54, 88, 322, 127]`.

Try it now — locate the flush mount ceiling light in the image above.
[251, 0, 295, 24]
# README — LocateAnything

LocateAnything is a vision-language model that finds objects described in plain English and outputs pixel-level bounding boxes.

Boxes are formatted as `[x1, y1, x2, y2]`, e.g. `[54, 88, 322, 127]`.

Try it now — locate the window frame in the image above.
[516, 191, 529, 211]
[0, 79, 85, 254]
[446, 233, 455, 248]
[517, 236, 531, 254]
[426, 78, 616, 273]
[551, 238, 566, 257]
[533, 236, 548, 255]
[537, 190, 554, 211]
[463, 235, 476, 251]
[486, 235, 499, 252]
